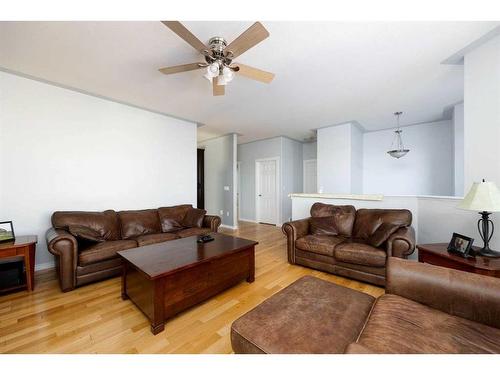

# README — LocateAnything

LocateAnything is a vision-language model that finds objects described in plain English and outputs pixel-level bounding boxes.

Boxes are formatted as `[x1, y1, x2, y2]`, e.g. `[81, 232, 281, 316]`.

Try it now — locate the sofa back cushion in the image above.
[52, 210, 120, 241]
[118, 209, 161, 239]
[310, 203, 356, 237]
[309, 216, 338, 236]
[182, 208, 207, 228]
[353, 209, 412, 240]
[158, 204, 193, 232]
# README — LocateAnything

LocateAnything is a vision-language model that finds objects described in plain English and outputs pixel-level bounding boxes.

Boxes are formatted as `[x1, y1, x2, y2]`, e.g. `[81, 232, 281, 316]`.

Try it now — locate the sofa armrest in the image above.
[203, 215, 221, 232]
[282, 218, 310, 264]
[46, 228, 78, 292]
[386, 226, 415, 258]
[386, 257, 500, 329]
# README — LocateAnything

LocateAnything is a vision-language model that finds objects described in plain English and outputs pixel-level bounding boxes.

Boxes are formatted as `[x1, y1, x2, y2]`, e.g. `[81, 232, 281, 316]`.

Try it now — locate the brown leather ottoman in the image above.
[231, 276, 375, 353]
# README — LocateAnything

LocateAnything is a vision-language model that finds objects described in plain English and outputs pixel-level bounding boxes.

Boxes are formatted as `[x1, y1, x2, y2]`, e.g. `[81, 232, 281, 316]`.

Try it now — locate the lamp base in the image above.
[479, 248, 500, 258]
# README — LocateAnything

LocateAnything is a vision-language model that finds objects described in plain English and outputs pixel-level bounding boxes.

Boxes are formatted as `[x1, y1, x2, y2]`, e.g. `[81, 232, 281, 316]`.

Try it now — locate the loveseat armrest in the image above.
[386, 226, 415, 258]
[282, 218, 310, 264]
[386, 257, 500, 329]
[203, 215, 221, 232]
[46, 228, 78, 292]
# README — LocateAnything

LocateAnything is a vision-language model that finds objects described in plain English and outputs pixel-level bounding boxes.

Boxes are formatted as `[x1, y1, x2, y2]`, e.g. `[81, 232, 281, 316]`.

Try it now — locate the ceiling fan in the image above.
[158, 21, 275, 96]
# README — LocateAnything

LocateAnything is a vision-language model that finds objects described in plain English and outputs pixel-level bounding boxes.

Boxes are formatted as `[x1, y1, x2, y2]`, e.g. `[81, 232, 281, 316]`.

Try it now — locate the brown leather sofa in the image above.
[46, 204, 221, 292]
[282, 202, 415, 286]
[231, 258, 500, 353]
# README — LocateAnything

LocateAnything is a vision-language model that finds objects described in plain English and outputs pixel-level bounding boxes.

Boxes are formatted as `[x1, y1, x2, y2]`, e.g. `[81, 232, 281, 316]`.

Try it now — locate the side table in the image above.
[0, 235, 38, 291]
[417, 243, 500, 278]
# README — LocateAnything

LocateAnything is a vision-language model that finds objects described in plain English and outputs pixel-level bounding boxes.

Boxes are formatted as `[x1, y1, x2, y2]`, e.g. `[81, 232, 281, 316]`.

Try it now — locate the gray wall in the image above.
[238, 137, 281, 222]
[302, 141, 317, 160]
[453, 103, 464, 196]
[282, 137, 303, 222]
[198, 134, 237, 227]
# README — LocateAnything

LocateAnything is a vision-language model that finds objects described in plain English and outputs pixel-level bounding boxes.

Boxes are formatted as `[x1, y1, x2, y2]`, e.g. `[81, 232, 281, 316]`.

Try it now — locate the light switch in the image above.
[224, 186, 230, 191]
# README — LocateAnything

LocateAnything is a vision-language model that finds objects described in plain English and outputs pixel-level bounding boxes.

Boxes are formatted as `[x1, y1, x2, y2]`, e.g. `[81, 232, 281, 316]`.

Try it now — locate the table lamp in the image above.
[457, 179, 500, 257]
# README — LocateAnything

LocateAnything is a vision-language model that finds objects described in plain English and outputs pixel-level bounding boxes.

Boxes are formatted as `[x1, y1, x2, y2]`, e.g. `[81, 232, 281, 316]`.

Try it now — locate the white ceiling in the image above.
[1, 21, 498, 143]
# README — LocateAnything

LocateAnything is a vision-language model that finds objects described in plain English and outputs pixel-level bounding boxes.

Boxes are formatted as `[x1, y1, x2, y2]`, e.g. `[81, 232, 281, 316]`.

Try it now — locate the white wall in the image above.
[281, 137, 303, 222]
[453, 102, 465, 196]
[198, 134, 237, 228]
[363, 120, 454, 196]
[302, 141, 317, 160]
[464, 34, 500, 190]
[0, 71, 197, 268]
[350, 124, 364, 194]
[317, 123, 353, 193]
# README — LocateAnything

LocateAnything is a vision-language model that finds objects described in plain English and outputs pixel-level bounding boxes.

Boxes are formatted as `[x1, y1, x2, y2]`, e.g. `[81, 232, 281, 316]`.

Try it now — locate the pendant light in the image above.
[387, 111, 410, 159]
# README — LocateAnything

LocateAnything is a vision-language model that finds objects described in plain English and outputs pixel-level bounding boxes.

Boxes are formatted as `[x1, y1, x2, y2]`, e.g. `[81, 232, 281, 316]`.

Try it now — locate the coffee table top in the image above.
[117, 233, 258, 279]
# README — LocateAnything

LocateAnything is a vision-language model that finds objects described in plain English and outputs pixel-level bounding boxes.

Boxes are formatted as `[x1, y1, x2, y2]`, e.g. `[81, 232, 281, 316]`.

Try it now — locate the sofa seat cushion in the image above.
[231, 276, 375, 353]
[176, 227, 211, 238]
[334, 242, 386, 267]
[79, 240, 137, 266]
[135, 232, 179, 246]
[296, 235, 345, 257]
[357, 294, 500, 354]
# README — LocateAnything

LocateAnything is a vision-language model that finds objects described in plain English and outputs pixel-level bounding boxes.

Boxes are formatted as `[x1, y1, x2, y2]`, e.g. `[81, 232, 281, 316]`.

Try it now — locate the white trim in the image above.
[302, 158, 317, 193]
[35, 261, 55, 272]
[237, 161, 242, 221]
[220, 224, 238, 230]
[255, 156, 281, 226]
[238, 218, 258, 223]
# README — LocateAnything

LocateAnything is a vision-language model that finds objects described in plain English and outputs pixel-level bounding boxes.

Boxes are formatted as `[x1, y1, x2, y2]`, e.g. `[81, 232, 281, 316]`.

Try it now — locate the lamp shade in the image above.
[457, 181, 500, 212]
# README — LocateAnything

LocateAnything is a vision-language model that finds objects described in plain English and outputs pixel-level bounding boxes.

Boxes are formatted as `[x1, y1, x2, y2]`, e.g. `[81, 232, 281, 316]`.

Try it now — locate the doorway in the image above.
[303, 159, 317, 193]
[255, 157, 280, 225]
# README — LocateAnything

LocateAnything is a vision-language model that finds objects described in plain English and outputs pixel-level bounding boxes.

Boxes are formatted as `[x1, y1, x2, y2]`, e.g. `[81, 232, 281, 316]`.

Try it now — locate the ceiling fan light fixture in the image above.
[204, 63, 219, 81]
[222, 66, 234, 82]
[217, 75, 227, 86]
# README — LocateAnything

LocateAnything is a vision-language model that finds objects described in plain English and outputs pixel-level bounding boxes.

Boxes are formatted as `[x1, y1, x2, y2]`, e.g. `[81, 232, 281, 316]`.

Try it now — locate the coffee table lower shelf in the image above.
[121, 245, 255, 335]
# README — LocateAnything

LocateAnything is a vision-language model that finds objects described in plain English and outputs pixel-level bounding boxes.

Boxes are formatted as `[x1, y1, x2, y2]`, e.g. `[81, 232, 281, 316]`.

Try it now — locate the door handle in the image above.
[258, 194, 262, 197]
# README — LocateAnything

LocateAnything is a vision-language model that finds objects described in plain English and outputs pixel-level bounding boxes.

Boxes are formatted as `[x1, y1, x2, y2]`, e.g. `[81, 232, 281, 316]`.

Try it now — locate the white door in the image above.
[303, 159, 317, 193]
[256, 159, 278, 225]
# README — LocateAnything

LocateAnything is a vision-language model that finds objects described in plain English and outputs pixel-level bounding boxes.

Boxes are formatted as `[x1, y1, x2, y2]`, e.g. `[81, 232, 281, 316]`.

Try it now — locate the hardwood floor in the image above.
[0, 221, 383, 354]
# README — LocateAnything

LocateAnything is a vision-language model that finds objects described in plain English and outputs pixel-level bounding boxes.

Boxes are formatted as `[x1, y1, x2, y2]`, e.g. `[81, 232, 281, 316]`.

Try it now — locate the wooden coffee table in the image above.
[118, 233, 257, 334]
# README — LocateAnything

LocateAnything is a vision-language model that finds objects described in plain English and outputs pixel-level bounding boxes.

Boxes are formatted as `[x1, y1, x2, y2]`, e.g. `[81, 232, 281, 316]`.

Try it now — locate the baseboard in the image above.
[238, 218, 257, 223]
[35, 261, 55, 272]
[220, 224, 239, 230]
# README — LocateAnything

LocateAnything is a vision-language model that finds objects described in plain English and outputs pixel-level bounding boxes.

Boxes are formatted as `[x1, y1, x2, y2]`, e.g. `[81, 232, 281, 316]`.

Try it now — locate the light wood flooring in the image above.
[0, 221, 383, 353]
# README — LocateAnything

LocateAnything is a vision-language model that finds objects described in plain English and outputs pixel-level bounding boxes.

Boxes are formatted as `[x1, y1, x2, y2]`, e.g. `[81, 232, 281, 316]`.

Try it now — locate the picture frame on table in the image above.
[0, 221, 15, 243]
[447, 232, 474, 258]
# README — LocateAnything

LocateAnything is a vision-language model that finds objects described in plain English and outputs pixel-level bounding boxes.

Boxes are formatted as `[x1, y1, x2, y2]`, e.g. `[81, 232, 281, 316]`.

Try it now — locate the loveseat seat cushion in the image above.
[176, 227, 212, 238]
[78, 240, 138, 265]
[356, 294, 500, 354]
[135, 232, 179, 246]
[52, 210, 121, 241]
[352, 209, 411, 240]
[118, 209, 161, 239]
[310, 203, 356, 237]
[157, 205, 193, 232]
[334, 241, 386, 267]
[295, 235, 345, 257]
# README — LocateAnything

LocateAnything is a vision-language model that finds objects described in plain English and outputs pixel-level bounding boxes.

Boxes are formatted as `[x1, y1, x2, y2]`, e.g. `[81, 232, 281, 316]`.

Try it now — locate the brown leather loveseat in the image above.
[282, 202, 415, 286]
[46, 204, 221, 292]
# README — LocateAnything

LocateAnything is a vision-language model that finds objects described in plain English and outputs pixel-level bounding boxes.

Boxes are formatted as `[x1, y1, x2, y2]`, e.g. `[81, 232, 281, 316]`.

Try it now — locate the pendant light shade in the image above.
[387, 111, 410, 159]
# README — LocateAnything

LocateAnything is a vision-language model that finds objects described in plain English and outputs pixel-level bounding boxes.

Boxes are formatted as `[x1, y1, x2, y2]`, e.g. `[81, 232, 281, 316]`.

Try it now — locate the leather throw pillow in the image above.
[68, 225, 105, 242]
[162, 218, 183, 233]
[368, 223, 401, 247]
[310, 216, 338, 236]
[182, 208, 206, 228]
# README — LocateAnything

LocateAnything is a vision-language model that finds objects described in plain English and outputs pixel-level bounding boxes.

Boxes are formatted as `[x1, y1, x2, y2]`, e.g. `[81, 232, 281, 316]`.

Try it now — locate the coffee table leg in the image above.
[151, 322, 165, 335]
[247, 246, 255, 283]
[121, 262, 129, 300]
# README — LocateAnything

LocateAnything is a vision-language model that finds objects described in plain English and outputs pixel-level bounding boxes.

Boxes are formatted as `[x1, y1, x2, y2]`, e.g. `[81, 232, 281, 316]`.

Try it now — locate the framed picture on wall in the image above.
[447, 232, 474, 258]
[0, 221, 15, 243]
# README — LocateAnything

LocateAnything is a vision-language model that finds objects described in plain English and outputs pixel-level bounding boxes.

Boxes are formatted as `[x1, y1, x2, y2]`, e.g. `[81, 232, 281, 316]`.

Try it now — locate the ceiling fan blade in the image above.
[158, 63, 205, 75]
[213, 78, 225, 96]
[234, 63, 275, 84]
[225, 22, 270, 58]
[161, 21, 207, 52]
